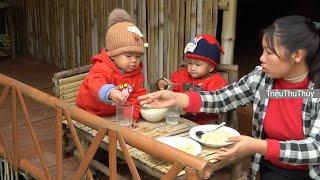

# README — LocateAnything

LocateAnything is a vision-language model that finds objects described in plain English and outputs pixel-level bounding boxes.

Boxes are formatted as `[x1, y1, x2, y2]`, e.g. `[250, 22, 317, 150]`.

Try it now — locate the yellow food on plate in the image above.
[176, 143, 195, 154]
[200, 129, 231, 144]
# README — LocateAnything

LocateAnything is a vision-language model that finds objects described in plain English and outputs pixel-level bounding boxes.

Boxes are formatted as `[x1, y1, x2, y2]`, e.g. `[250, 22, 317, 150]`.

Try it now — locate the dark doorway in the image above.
[234, 0, 320, 77]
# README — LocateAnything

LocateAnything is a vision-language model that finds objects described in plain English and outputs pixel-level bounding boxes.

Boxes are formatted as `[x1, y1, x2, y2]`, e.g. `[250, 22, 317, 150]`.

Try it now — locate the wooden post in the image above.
[161, 162, 184, 180]
[64, 109, 94, 179]
[231, 162, 243, 180]
[55, 106, 63, 180]
[11, 87, 19, 170]
[108, 129, 118, 180]
[185, 167, 201, 180]
[220, 0, 237, 65]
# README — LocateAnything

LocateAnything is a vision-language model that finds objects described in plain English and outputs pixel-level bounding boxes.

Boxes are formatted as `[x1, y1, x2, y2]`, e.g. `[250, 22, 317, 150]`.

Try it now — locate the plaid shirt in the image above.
[198, 66, 320, 179]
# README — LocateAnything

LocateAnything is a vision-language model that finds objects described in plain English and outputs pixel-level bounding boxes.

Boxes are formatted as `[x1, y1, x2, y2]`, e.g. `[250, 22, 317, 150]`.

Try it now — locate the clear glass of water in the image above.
[116, 102, 133, 127]
[166, 106, 180, 125]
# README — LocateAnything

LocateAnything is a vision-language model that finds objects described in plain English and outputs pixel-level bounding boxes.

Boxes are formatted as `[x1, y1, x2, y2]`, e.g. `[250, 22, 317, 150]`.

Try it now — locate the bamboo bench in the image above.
[53, 64, 239, 128]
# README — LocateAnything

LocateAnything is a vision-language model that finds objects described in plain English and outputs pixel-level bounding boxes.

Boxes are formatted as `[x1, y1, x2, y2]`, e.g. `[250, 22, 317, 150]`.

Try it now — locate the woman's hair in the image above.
[263, 15, 320, 88]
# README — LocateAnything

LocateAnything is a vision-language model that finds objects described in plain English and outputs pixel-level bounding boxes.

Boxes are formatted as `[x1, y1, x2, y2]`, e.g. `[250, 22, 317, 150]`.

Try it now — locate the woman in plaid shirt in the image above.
[139, 15, 320, 180]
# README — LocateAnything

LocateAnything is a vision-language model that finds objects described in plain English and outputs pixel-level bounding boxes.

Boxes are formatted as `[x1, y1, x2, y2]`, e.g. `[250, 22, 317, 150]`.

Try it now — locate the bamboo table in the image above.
[68, 117, 240, 178]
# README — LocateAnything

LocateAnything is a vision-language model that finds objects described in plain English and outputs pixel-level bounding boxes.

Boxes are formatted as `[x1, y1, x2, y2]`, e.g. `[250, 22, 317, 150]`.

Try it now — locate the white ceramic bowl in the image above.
[140, 107, 168, 122]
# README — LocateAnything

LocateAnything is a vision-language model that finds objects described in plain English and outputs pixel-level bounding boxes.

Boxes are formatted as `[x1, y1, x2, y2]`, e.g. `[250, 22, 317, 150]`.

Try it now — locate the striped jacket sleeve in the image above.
[198, 66, 264, 113]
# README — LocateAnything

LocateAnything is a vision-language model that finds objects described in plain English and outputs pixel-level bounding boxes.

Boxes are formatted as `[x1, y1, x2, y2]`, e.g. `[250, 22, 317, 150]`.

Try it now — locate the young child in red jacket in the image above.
[157, 34, 226, 124]
[76, 9, 148, 126]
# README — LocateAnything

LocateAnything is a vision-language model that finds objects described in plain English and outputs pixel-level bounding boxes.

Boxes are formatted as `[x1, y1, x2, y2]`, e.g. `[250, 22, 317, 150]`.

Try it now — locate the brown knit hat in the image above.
[106, 9, 147, 57]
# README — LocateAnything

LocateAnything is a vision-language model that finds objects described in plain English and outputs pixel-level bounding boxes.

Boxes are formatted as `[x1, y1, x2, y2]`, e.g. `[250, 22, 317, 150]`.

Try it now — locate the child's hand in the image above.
[108, 89, 127, 104]
[157, 79, 168, 90]
[132, 121, 139, 128]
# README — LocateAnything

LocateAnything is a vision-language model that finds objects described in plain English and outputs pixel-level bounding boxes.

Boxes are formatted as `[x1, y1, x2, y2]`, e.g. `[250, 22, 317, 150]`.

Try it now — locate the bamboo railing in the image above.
[10, 0, 236, 91]
[0, 73, 214, 179]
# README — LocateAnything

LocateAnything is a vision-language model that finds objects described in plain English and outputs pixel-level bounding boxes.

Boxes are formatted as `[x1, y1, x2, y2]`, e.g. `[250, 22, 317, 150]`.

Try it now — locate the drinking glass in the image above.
[166, 106, 180, 125]
[116, 102, 133, 127]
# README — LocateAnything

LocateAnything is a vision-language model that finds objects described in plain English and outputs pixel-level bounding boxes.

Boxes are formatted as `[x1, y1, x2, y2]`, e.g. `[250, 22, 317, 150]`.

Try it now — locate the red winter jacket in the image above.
[170, 67, 226, 124]
[76, 49, 147, 122]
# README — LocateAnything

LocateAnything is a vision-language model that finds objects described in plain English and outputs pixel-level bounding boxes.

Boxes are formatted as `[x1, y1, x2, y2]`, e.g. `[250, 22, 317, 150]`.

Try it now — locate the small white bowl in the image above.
[140, 107, 168, 122]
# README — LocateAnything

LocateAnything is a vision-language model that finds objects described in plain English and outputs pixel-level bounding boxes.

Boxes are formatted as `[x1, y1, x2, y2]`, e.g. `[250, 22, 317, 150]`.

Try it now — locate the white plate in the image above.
[189, 125, 240, 148]
[156, 136, 202, 156]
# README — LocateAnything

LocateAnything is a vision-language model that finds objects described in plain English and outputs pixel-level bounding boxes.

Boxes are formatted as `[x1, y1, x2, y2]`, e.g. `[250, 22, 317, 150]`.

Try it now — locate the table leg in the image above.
[231, 161, 246, 180]
[185, 167, 200, 180]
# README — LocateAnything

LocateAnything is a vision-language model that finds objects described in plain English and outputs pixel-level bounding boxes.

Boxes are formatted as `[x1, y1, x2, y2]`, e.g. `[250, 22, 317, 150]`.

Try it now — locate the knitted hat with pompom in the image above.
[106, 9, 147, 57]
[184, 34, 223, 67]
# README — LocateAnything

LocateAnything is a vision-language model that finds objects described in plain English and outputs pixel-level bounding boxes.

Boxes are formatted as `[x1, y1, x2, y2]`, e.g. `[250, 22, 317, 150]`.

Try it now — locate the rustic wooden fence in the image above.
[10, 0, 236, 91]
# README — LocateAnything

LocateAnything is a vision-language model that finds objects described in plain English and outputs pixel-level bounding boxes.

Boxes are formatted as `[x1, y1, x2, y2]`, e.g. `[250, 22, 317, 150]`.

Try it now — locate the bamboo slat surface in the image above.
[12, 0, 225, 92]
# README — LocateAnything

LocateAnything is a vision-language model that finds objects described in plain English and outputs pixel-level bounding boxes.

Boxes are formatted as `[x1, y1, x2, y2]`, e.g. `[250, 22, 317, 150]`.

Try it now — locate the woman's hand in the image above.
[214, 135, 267, 161]
[138, 90, 189, 109]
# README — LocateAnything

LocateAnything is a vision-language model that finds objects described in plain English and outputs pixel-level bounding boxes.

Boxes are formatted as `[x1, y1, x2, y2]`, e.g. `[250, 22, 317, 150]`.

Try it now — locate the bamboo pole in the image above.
[33, 0, 38, 58]
[212, 0, 218, 35]
[161, 162, 184, 180]
[0, 86, 9, 106]
[69, 0, 75, 67]
[153, 0, 159, 88]
[163, 0, 169, 78]
[185, 167, 201, 180]
[19, 159, 47, 179]
[28, 0, 34, 56]
[60, 91, 78, 100]
[74, 0, 80, 66]
[220, 0, 237, 65]
[59, 0, 65, 68]
[173, 0, 179, 70]
[108, 129, 117, 180]
[59, 87, 79, 96]
[152, 0, 157, 85]
[17, 89, 52, 179]
[178, 0, 185, 66]
[158, 0, 164, 78]
[11, 87, 19, 170]
[0, 131, 12, 163]
[202, 0, 212, 35]
[64, 109, 94, 180]
[58, 81, 83, 91]
[58, 73, 87, 85]
[196, 0, 202, 35]
[79, 0, 85, 66]
[0, 158, 3, 180]
[90, 0, 98, 56]
[168, 0, 175, 74]
[54, 0, 61, 67]
[185, 0, 191, 45]
[117, 133, 141, 180]
[72, 128, 107, 180]
[190, 0, 197, 40]
[39, 0, 44, 59]
[44, 0, 50, 63]
[55, 106, 63, 180]
[85, 0, 91, 65]
[63, 0, 69, 67]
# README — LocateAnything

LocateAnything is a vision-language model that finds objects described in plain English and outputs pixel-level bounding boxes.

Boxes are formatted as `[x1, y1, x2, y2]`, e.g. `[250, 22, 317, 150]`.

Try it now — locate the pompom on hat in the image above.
[184, 34, 224, 67]
[106, 9, 148, 57]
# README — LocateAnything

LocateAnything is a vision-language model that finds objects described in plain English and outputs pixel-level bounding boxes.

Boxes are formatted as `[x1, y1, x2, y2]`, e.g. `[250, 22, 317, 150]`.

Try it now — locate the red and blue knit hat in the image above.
[184, 34, 224, 67]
